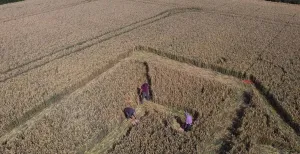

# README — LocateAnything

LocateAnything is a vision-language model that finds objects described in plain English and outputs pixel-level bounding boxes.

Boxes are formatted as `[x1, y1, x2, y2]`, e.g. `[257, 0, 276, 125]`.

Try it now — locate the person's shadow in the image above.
[137, 87, 142, 102]
[174, 116, 184, 129]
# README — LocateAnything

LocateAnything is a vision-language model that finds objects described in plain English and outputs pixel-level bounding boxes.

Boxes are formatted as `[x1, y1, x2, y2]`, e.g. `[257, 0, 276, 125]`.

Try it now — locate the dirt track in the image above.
[0, 0, 300, 153]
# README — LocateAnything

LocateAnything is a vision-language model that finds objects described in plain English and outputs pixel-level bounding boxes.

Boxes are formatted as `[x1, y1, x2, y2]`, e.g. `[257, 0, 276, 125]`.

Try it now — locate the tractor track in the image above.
[1, 6, 299, 82]
[0, 7, 203, 83]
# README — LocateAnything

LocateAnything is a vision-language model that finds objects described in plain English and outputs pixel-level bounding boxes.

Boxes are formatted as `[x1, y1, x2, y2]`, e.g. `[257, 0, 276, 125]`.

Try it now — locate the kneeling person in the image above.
[184, 112, 193, 132]
[124, 107, 139, 125]
[140, 82, 150, 104]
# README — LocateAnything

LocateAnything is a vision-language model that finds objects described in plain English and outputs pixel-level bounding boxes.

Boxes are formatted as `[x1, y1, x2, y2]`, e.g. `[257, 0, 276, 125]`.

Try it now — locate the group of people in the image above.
[123, 82, 193, 132]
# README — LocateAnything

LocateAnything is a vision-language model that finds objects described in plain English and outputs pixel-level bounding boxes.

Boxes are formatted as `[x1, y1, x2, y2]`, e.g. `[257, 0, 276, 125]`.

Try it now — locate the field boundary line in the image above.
[135, 45, 300, 136]
[0, 7, 203, 83]
[0, 50, 133, 140]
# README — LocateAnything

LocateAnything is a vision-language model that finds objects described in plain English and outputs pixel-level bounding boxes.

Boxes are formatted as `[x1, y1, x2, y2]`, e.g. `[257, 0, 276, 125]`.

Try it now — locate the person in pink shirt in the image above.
[140, 82, 150, 104]
[184, 111, 193, 132]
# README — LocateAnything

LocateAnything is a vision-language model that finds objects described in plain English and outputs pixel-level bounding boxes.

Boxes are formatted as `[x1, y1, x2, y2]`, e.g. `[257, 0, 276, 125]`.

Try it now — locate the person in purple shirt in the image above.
[124, 107, 139, 125]
[124, 107, 136, 119]
[140, 82, 150, 103]
[184, 111, 193, 132]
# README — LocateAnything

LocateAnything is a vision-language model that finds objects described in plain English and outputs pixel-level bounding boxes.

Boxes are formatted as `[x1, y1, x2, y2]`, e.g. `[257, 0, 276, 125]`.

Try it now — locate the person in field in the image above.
[140, 82, 150, 104]
[183, 111, 193, 132]
[124, 107, 139, 125]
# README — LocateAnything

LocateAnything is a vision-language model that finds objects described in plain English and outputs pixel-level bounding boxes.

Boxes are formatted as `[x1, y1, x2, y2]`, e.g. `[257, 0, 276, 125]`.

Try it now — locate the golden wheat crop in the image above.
[1, 0, 300, 153]
[0, 59, 145, 153]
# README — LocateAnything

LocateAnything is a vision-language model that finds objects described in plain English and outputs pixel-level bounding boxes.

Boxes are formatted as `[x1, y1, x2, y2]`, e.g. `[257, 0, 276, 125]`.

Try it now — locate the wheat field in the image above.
[0, 0, 300, 153]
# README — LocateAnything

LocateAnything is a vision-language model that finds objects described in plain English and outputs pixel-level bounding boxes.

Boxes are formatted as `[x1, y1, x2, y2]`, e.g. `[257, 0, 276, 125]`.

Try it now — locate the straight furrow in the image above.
[0, 8, 203, 82]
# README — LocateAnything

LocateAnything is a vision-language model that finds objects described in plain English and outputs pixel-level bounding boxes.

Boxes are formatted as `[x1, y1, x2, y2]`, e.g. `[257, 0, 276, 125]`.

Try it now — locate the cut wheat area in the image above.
[89, 52, 300, 154]
[1, 52, 300, 153]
